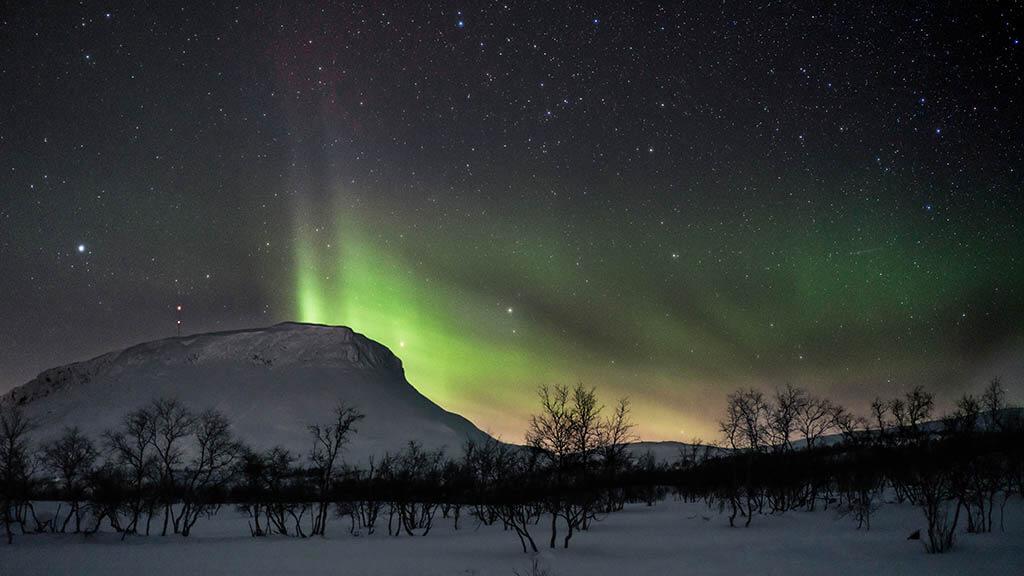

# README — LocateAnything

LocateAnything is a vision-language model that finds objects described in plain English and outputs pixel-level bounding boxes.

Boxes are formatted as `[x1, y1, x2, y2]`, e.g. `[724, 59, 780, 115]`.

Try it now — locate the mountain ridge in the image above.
[2, 322, 490, 463]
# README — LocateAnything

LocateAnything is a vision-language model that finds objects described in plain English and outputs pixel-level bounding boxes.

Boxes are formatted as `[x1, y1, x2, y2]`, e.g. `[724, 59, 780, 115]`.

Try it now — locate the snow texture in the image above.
[4, 498, 1022, 575]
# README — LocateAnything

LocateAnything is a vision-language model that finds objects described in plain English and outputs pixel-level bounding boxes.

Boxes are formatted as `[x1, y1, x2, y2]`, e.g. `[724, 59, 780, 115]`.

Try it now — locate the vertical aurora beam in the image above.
[294, 229, 324, 325]
[292, 213, 538, 430]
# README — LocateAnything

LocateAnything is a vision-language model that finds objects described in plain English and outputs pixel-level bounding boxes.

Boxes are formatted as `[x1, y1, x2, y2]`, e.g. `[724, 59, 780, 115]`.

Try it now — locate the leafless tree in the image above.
[385, 441, 444, 537]
[948, 388, 1010, 534]
[891, 386, 934, 439]
[949, 394, 981, 434]
[599, 398, 636, 512]
[599, 398, 635, 470]
[909, 463, 961, 553]
[832, 405, 869, 446]
[870, 396, 889, 441]
[103, 407, 157, 537]
[177, 409, 243, 536]
[982, 378, 1007, 431]
[149, 398, 195, 536]
[238, 446, 302, 537]
[561, 384, 607, 538]
[527, 384, 575, 468]
[769, 384, 804, 451]
[526, 383, 575, 549]
[462, 437, 540, 552]
[720, 389, 770, 452]
[0, 405, 33, 544]
[526, 383, 622, 548]
[795, 395, 835, 449]
[564, 383, 604, 529]
[568, 384, 604, 463]
[308, 402, 364, 537]
[837, 457, 882, 531]
[41, 427, 98, 533]
[346, 456, 384, 535]
[718, 389, 774, 526]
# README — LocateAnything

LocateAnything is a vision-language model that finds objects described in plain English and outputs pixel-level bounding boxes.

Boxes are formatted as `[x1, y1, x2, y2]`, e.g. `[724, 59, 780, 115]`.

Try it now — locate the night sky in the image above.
[2, 2, 1022, 441]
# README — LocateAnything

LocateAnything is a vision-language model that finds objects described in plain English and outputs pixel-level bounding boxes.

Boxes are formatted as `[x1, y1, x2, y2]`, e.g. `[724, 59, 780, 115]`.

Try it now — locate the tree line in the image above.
[1, 379, 1021, 555]
[692, 378, 1022, 553]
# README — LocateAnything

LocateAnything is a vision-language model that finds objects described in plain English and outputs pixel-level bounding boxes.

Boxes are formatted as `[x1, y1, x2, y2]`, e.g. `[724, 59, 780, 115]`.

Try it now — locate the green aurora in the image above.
[291, 195, 1023, 442]
[3, 1, 1022, 448]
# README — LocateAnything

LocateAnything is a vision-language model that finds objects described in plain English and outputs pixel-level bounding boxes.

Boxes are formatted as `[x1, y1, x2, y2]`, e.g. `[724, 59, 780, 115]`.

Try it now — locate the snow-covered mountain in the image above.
[1, 322, 491, 463]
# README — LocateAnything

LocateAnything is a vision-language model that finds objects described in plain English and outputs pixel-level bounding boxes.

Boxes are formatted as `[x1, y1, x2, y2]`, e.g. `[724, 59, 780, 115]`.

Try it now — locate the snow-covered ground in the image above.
[5, 498, 1023, 575]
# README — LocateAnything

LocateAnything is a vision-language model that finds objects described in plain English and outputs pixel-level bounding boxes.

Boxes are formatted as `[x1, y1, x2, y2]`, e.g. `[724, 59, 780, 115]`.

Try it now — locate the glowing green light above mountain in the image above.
[291, 195, 1023, 442]
[293, 215, 565, 439]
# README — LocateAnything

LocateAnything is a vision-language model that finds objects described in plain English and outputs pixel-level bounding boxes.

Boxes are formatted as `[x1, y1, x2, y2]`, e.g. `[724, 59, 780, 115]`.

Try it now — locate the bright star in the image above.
[77, 244, 86, 253]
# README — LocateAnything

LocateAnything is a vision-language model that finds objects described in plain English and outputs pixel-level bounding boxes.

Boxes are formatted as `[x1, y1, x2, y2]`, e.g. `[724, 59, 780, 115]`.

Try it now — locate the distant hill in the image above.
[626, 441, 730, 465]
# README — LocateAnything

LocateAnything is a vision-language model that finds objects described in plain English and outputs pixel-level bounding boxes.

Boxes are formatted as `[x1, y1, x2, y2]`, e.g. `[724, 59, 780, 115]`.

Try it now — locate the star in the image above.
[1, 0, 1020, 448]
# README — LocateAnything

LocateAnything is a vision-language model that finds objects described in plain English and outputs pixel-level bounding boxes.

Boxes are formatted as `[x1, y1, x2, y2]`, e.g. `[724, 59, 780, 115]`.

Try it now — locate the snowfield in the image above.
[3, 323, 1022, 574]
[4, 498, 1022, 575]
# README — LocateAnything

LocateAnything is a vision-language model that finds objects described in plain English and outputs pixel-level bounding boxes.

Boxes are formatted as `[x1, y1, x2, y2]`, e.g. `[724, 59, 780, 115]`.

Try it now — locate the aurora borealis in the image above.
[285, 178, 1022, 440]
[2, 2, 1022, 441]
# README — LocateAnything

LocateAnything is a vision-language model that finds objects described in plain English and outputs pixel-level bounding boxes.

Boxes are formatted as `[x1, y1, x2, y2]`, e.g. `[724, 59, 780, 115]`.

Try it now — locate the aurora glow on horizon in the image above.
[287, 187, 1023, 442]
[3, 3, 1022, 443]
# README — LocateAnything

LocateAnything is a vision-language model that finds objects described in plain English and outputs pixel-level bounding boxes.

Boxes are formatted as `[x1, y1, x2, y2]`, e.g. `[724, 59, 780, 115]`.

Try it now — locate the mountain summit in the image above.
[2, 322, 490, 461]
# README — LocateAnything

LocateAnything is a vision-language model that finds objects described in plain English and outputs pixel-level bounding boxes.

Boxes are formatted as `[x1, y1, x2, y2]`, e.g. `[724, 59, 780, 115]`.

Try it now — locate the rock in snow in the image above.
[1, 322, 491, 463]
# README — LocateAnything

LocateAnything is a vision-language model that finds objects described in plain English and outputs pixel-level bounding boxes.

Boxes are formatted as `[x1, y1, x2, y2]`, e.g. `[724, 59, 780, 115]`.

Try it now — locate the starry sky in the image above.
[2, 2, 1022, 441]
